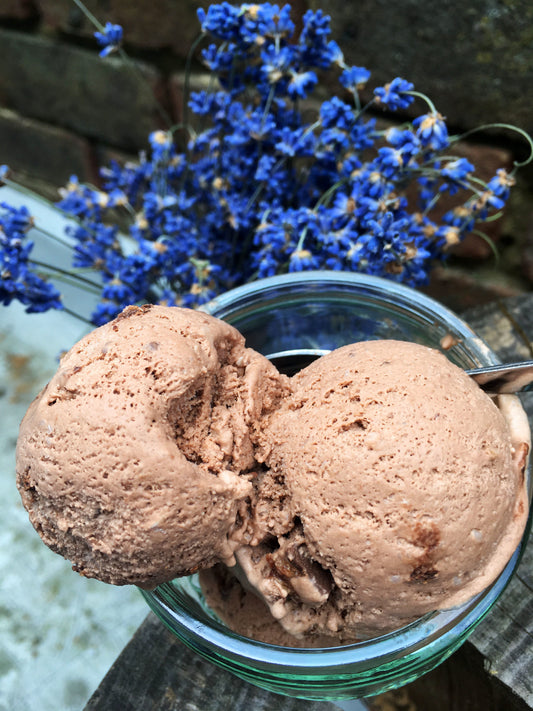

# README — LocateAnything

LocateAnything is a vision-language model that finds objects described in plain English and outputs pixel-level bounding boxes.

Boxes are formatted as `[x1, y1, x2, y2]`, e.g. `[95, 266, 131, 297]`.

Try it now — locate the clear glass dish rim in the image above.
[142, 270, 530, 676]
[142, 538, 526, 673]
[201, 271, 497, 365]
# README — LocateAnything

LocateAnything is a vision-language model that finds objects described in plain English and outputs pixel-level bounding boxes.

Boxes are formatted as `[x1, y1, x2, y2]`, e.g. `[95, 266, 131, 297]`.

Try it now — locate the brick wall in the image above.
[2, 0, 533, 277]
[0, 0, 211, 190]
[2, 0, 533, 189]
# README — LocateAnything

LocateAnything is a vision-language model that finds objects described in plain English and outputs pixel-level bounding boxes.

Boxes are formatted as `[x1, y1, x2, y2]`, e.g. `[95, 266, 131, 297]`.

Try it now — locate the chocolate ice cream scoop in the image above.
[256, 340, 530, 640]
[16, 305, 289, 588]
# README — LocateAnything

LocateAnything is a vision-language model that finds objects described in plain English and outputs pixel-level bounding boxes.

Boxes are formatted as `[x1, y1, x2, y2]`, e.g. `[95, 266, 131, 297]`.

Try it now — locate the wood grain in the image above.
[84, 613, 339, 711]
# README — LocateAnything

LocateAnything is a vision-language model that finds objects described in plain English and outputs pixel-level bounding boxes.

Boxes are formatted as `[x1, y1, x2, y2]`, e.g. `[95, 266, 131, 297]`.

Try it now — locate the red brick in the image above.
[0, 28, 167, 151]
[0, 0, 39, 20]
[308, 0, 533, 136]
[423, 265, 523, 313]
[39, 0, 210, 56]
[0, 107, 96, 187]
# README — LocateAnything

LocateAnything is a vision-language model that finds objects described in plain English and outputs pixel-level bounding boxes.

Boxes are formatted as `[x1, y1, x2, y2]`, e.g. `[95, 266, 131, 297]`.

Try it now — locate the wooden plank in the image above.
[370, 643, 532, 711]
[457, 295, 533, 706]
[83, 612, 339, 711]
[466, 295, 533, 363]
[84, 294, 533, 711]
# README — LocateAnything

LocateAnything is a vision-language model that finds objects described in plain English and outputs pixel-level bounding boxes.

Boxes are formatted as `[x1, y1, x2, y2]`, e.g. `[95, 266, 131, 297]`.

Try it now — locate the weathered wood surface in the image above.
[84, 612, 340, 711]
[458, 295, 533, 705]
[84, 293, 533, 711]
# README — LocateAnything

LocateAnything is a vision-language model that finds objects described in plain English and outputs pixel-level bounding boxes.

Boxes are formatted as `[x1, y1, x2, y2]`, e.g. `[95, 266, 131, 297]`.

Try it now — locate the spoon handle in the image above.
[267, 349, 533, 393]
[467, 360, 533, 394]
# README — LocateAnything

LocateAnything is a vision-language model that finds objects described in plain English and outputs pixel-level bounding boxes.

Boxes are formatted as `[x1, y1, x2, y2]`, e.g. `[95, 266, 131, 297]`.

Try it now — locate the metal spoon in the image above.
[269, 349, 533, 393]
[467, 361, 533, 394]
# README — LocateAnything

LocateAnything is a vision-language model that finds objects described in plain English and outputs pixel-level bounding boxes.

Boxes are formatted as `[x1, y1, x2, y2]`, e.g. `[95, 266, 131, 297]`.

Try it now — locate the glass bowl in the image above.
[141, 271, 531, 701]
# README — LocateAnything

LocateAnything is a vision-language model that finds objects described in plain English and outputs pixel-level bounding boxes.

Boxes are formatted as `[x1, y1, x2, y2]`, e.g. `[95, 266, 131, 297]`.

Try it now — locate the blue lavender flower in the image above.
[299, 9, 343, 68]
[69, 222, 118, 269]
[340, 65, 371, 92]
[386, 128, 421, 158]
[487, 168, 515, 198]
[374, 78, 415, 110]
[435, 225, 461, 249]
[149, 130, 176, 163]
[200, 43, 237, 76]
[289, 248, 321, 271]
[320, 96, 355, 130]
[439, 158, 475, 194]
[413, 112, 449, 151]
[275, 126, 315, 157]
[197, 2, 243, 42]
[350, 118, 378, 152]
[470, 189, 506, 216]
[94, 22, 123, 57]
[287, 70, 318, 99]
[442, 205, 476, 233]
[256, 4, 295, 39]
[416, 173, 440, 212]
[0, 2, 523, 325]
[375, 147, 406, 179]
[0, 202, 63, 312]
[0, 202, 33, 233]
